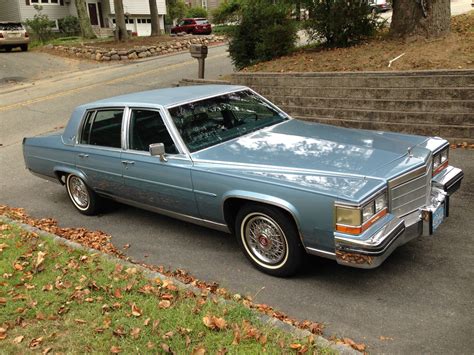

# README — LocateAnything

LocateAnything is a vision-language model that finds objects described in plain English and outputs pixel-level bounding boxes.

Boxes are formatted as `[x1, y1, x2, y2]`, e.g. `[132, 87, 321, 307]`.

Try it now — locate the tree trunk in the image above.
[390, 0, 450, 38]
[114, 0, 129, 41]
[149, 0, 162, 36]
[74, 0, 97, 39]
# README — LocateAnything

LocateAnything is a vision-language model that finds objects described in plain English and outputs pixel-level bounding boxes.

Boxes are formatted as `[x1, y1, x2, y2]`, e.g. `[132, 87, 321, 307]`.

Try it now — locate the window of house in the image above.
[33, 0, 60, 3]
[80, 109, 124, 149]
[128, 109, 178, 154]
[146, 19, 151, 24]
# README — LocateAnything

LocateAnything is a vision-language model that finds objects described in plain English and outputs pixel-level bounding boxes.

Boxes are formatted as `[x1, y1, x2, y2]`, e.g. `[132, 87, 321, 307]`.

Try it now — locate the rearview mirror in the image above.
[149, 143, 167, 162]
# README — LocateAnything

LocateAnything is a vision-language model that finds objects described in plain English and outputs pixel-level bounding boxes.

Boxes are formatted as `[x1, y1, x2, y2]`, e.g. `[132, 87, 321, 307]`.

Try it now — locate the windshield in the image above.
[168, 90, 289, 152]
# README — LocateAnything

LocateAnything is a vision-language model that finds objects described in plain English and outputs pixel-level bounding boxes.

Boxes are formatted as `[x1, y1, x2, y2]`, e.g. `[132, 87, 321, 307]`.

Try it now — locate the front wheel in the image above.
[65, 174, 100, 215]
[235, 203, 305, 277]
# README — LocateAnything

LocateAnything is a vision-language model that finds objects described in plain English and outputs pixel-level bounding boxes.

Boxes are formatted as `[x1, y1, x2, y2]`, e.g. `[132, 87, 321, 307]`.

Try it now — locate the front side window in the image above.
[129, 109, 178, 154]
[80, 109, 124, 148]
[168, 90, 288, 152]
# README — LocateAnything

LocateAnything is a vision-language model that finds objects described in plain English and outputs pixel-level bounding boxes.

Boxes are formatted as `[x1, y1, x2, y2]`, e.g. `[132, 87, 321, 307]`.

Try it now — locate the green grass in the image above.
[0, 222, 330, 354]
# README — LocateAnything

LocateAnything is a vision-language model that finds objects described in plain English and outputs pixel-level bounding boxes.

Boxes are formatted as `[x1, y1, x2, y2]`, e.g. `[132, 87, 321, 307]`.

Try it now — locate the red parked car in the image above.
[171, 18, 212, 35]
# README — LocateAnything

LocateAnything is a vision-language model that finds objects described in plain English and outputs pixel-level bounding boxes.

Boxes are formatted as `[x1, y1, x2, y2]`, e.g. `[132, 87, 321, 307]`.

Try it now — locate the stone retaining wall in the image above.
[180, 70, 474, 142]
[48, 35, 225, 62]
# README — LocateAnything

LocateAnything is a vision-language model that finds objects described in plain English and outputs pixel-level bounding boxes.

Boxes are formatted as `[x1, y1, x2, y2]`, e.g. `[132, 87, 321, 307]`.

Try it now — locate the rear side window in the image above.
[80, 109, 124, 148]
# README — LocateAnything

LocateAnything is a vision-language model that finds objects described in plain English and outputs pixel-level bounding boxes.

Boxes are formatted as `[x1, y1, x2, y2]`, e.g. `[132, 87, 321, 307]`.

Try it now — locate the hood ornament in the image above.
[407, 146, 413, 157]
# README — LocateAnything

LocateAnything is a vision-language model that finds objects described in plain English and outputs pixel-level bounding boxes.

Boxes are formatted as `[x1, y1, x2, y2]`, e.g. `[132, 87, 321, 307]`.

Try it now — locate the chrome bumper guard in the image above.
[334, 165, 463, 269]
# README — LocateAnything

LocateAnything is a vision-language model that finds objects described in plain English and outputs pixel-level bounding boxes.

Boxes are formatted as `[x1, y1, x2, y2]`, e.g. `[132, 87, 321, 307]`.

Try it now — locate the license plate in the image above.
[432, 203, 445, 231]
[8, 33, 21, 38]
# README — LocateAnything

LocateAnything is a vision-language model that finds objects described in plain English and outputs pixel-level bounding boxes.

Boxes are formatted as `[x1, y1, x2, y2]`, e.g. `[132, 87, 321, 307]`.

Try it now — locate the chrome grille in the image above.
[389, 168, 429, 217]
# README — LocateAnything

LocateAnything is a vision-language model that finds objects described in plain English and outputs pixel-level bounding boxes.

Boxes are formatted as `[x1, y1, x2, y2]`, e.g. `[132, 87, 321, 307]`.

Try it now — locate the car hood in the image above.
[191, 120, 437, 201]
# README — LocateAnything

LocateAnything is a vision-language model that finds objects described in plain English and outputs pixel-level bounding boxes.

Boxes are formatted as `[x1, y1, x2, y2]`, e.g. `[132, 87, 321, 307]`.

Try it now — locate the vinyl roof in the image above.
[83, 85, 247, 108]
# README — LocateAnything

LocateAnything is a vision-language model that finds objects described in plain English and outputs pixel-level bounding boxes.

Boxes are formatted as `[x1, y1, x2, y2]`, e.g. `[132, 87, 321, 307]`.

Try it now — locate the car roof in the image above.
[83, 85, 248, 108]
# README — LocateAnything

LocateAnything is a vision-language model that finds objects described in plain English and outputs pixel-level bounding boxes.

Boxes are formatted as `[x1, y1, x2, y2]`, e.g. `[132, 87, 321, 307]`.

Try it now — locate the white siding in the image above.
[0, 0, 21, 21]
[109, 0, 166, 15]
[18, 1, 72, 22]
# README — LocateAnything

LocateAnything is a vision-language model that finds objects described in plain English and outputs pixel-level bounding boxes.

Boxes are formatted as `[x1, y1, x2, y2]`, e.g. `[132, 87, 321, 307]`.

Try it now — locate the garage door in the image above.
[136, 18, 151, 36]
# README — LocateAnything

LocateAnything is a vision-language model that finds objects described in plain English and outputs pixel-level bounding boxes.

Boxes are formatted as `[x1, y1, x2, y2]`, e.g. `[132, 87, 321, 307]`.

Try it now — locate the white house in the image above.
[0, 0, 167, 36]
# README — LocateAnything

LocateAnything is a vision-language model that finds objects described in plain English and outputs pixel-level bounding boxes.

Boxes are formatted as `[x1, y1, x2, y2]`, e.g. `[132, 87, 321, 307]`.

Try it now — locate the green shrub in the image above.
[23, 5, 54, 43]
[166, 0, 187, 25]
[211, 0, 242, 24]
[185, 6, 208, 18]
[228, 0, 296, 70]
[58, 15, 80, 36]
[305, 0, 380, 47]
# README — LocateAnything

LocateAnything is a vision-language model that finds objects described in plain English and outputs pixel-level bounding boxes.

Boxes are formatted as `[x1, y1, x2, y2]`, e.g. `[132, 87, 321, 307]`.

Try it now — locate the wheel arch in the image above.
[53, 166, 88, 186]
[222, 191, 305, 247]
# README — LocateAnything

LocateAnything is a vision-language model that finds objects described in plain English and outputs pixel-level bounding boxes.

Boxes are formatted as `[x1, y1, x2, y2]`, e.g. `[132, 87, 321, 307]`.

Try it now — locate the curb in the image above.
[0, 216, 358, 355]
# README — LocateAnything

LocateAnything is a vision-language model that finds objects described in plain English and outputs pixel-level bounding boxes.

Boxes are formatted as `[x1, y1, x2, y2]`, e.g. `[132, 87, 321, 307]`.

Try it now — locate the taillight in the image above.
[25, 32, 29, 37]
[0, 33, 4, 38]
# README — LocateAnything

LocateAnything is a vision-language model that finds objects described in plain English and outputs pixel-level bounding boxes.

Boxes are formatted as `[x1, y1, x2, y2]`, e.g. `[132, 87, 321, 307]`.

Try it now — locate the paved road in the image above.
[0, 50, 99, 86]
[1, 47, 474, 354]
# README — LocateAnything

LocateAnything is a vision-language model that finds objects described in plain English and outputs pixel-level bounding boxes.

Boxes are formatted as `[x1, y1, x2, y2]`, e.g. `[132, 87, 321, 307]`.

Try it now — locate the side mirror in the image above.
[149, 143, 167, 162]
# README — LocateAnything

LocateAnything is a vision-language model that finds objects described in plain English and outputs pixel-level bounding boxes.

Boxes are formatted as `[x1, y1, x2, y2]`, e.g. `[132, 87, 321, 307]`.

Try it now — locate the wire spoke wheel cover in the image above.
[242, 212, 289, 268]
[67, 175, 90, 210]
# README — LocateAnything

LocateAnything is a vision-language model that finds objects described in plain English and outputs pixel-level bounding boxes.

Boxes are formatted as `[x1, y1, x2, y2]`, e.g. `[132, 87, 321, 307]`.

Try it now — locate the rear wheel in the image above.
[65, 174, 100, 215]
[235, 203, 304, 277]
[20, 44, 28, 52]
[5, 46, 12, 52]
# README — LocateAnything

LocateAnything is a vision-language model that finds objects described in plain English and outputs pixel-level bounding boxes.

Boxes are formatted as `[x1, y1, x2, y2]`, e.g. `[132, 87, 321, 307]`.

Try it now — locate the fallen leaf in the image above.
[42, 284, 53, 291]
[74, 319, 87, 324]
[113, 327, 126, 337]
[13, 263, 23, 271]
[0, 327, 6, 340]
[42, 348, 52, 355]
[289, 343, 302, 350]
[110, 345, 121, 353]
[159, 300, 171, 309]
[114, 288, 123, 299]
[13, 335, 24, 343]
[131, 303, 142, 317]
[161, 343, 172, 353]
[216, 348, 227, 355]
[35, 251, 46, 271]
[0, 297, 6, 305]
[143, 318, 151, 326]
[123, 243, 131, 249]
[147, 341, 155, 349]
[29, 337, 43, 348]
[0, 243, 8, 251]
[192, 347, 206, 355]
[232, 324, 241, 345]
[259, 334, 267, 345]
[379, 335, 394, 341]
[130, 327, 141, 339]
[202, 315, 226, 330]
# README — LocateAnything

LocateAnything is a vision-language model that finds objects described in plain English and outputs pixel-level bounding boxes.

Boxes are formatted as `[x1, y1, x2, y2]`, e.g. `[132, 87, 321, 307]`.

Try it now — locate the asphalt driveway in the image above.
[1, 47, 473, 353]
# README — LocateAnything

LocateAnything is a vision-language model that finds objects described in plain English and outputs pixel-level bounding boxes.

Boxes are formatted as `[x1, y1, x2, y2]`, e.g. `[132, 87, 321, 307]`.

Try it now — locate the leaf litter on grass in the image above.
[0, 219, 337, 354]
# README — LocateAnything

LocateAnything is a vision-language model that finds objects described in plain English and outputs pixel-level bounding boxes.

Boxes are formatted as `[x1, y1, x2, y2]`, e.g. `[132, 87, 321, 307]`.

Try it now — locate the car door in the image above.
[74, 108, 124, 196]
[120, 108, 198, 216]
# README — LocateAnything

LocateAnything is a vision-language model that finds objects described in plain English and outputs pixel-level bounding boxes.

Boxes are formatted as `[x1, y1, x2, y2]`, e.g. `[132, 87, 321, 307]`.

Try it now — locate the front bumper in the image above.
[334, 166, 463, 269]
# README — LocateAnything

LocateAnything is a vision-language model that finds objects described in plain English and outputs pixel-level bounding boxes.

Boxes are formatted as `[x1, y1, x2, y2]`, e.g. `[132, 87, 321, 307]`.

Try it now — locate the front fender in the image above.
[222, 190, 302, 231]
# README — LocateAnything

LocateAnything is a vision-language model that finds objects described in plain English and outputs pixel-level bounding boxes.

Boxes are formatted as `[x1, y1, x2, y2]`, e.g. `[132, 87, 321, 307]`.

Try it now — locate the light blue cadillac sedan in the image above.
[23, 85, 464, 276]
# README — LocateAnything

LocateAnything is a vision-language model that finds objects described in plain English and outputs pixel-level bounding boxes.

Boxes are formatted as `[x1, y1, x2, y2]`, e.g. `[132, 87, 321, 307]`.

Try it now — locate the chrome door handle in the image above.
[78, 153, 89, 158]
[121, 160, 135, 165]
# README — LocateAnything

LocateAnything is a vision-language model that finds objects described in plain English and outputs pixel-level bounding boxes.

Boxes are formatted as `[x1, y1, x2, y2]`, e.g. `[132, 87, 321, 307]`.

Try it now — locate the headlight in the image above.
[335, 191, 388, 235]
[433, 146, 449, 176]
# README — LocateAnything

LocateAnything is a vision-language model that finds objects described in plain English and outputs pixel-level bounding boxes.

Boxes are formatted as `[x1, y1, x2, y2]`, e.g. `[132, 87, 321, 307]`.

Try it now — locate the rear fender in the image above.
[53, 166, 88, 185]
